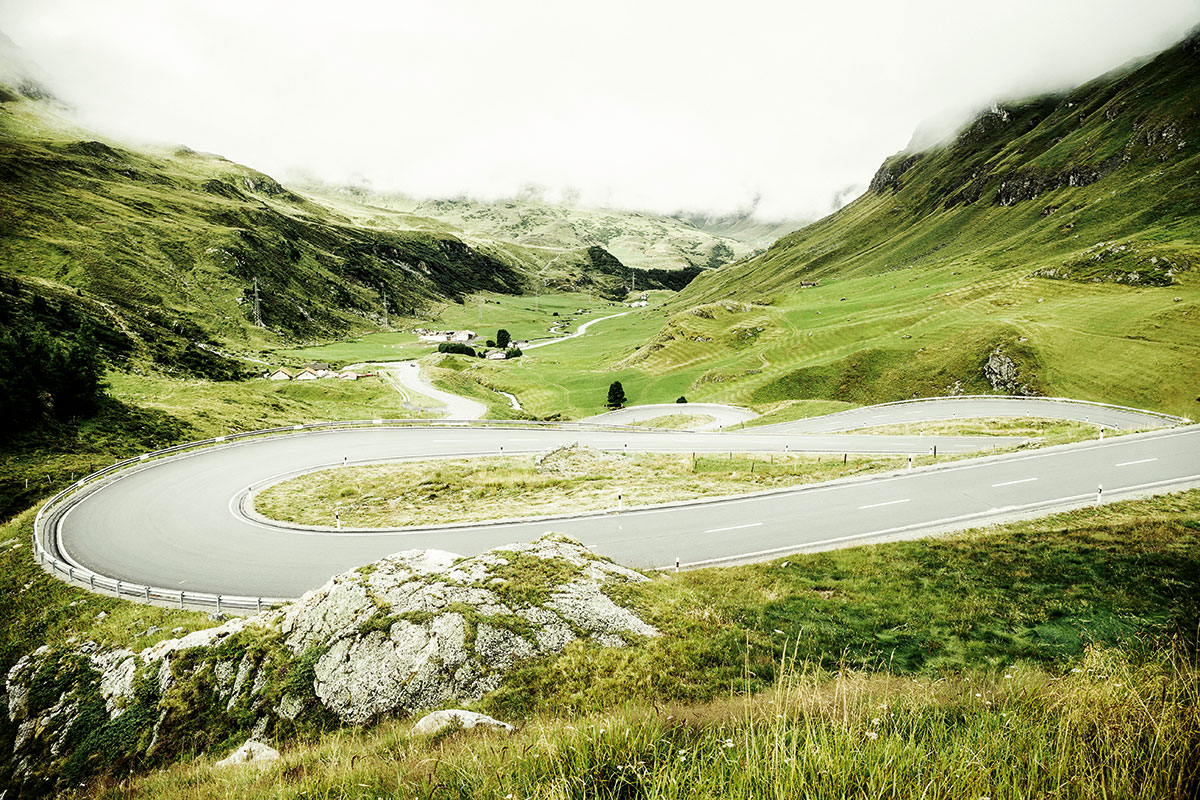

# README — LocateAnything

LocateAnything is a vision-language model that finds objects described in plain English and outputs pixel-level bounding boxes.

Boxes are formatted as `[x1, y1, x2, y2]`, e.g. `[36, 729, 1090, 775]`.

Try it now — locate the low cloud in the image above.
[1, 0, 1196, 219]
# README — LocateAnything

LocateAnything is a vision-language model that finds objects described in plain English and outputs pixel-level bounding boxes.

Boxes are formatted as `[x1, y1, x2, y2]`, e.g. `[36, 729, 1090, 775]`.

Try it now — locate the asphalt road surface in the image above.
[583, 403, 760, 431]
[757, 396, 1181, 433]
[52, 399, 1197, 599]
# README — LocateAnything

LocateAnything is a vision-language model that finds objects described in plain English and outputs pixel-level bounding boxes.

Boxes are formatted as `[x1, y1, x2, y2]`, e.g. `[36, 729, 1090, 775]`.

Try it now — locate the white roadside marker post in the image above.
[618, 492, 623, 512]
[908, 455, 913, 471]
[335, 507, 341, 530]
[1097, 484, 1103, 505]
[675, 557, 680, 573]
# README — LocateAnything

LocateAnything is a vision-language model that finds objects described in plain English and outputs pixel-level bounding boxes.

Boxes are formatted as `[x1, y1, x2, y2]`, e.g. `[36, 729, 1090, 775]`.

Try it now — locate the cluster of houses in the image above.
[267, 362, 364, 382]
[414, 328, 477, 344]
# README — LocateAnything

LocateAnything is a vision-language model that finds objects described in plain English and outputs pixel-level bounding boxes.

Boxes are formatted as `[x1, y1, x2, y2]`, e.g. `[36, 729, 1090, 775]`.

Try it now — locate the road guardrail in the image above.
[31, 417, 669, 612]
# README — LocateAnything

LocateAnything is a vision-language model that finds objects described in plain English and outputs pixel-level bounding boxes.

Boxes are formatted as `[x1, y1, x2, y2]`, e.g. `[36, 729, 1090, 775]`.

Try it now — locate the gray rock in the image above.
[89, 649, 136, 719]
[410, 709, 515, 737]
[215, 739, 279, 768]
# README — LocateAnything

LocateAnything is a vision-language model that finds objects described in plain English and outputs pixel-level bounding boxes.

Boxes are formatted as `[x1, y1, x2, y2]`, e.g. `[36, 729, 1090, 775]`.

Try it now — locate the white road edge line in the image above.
[859, 499, 910, 509]
[704, 522, 763, 534]
[993, 477, 1038, 487]
[1115, 458, 1158, 467]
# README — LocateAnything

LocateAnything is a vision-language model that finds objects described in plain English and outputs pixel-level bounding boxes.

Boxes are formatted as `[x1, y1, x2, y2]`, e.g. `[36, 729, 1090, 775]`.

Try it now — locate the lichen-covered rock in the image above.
[90, 649, 136, 718]
[1, 534, 655, 792]
[280, 549, 459, 652]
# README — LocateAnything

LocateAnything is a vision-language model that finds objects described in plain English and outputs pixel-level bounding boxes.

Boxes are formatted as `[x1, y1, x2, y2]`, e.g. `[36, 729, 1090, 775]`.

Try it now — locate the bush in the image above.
[505, 346, 523, 359]
[676, 396, 687, 403]
[437, 342, 477, 357]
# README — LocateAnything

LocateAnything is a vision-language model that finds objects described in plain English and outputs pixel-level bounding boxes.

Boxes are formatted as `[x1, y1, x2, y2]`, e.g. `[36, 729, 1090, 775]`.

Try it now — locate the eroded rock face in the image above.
[1, 534, 656, 794]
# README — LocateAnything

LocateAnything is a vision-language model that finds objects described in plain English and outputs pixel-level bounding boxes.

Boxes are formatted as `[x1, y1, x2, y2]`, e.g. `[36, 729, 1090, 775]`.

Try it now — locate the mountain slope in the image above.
[0, 76, 534, 373]
[584, 28, 1200, 417]
[683, 31, 1200, 303]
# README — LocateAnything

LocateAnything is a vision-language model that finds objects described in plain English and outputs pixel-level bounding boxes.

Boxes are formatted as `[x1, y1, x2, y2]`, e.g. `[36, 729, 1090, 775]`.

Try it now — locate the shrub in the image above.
[505, 346, 522, 359]
[437, 342, 476, 357]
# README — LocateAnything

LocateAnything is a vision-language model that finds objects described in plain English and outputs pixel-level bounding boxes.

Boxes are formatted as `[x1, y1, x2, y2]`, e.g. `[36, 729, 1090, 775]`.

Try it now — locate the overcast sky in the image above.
[1, 1, 1197, 219]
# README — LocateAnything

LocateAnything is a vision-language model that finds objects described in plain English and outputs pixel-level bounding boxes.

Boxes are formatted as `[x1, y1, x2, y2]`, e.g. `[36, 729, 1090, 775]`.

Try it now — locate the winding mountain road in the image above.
[42, 398, 1196, 601]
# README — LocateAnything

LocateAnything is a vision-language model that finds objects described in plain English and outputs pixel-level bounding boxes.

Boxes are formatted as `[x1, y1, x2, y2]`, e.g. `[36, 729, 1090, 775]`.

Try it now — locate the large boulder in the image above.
[280, 533, 657, 724]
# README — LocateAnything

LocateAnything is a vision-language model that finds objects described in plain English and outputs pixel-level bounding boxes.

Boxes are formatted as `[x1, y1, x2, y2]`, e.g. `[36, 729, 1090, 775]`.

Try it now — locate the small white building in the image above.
[419, 332, 450, 343]
[451, 330, 476, 343]
[337, 371, 359, 380]
[294, 367, 321, 381]
[486, 350, 508, 360]
[269, 368, 293, 381]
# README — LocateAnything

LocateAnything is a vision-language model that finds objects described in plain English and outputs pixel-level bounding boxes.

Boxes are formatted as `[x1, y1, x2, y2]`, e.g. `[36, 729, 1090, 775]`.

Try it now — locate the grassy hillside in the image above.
[0, 83, 534, 363]
[572, 29, 1200, 419]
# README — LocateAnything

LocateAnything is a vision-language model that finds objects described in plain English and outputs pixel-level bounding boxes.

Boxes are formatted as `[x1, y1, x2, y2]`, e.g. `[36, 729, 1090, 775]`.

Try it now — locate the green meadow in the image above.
[425, 262, 1199, 419]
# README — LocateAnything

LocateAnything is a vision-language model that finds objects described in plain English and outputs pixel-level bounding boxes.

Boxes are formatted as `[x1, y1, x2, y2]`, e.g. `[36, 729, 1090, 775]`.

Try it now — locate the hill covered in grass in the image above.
[566, 27, 1200, 418]
[0, 92, 532, 356]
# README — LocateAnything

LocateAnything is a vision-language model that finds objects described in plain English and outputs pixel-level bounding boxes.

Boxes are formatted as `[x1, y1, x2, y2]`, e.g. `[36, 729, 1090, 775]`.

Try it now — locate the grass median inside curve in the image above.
[252, 418, 1106, 530]
[253, 446, 912, 529]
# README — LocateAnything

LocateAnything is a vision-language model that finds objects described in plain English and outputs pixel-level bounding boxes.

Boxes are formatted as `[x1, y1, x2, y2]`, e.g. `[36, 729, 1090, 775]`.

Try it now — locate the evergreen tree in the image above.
[606, 380, 626, 409]
[496, 328, 511, 348]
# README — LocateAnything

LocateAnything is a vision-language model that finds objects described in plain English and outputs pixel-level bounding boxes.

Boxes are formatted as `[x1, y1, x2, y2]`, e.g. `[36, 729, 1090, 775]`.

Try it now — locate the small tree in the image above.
[505, 346, 523, 359]
[676, 396, 687, 403]
[607, 380, 626, 409]
[496, 328, 511, 348]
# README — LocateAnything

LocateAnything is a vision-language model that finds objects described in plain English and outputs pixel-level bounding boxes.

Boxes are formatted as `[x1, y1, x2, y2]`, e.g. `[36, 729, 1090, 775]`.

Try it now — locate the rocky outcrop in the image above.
[1, 534, 655, 795]
[869, 153, 924, 194]
[984, 348, 1036, 396]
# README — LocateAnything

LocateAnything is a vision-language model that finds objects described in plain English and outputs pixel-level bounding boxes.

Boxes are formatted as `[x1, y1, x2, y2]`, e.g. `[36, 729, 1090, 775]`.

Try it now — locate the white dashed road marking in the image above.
[859, 499, 910, 509]
[992, 477, 1038, 487]
[704, 522, 764, 533]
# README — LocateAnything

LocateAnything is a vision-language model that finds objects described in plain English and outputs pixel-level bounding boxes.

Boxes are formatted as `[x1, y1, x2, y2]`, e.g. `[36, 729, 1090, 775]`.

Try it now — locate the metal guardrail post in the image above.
[115, 579, 121, 596]
[216, 595, 222, 614]
[144, 585, 150, 604]
[179, 591, 184, 609]
[257, 597, 262, 613]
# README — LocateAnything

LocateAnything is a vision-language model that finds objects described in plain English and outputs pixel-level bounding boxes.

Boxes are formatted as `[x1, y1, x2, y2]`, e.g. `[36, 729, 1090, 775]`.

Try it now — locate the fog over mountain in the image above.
[1, 0, 1197, 219]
